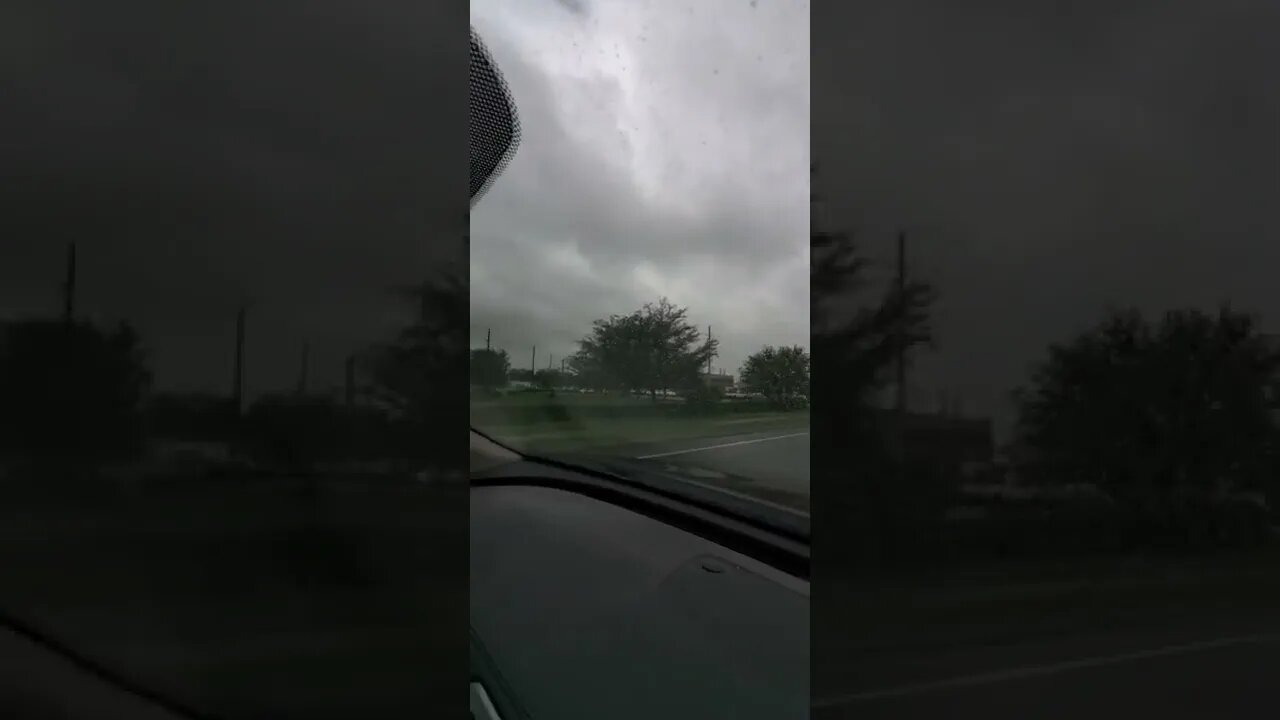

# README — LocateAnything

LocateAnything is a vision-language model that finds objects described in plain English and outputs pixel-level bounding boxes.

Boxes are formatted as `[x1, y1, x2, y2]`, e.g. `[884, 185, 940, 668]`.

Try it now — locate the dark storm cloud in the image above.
[551, 0, 591, 17]
[818, 0, 1280, 436]
[0, 0, 465, 397]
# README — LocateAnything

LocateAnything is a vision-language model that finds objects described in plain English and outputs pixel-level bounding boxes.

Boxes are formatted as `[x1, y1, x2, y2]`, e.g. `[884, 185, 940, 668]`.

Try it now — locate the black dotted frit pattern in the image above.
[470, 27, 522, 207]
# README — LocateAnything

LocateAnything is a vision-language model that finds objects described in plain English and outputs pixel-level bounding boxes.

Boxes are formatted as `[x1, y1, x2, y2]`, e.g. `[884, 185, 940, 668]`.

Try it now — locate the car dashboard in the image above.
[469, 432, 810, 720]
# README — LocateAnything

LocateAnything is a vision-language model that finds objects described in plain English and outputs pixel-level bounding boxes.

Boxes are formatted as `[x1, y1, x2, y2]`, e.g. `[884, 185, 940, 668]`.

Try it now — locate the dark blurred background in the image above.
[0, 2, 469, 718]
[814, 1, 1280, 717]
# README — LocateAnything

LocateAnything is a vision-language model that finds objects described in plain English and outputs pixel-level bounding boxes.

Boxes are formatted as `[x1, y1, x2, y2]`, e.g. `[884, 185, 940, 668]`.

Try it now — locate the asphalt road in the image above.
[623, 427, 810, 496]
[814, 619, 1280, 719]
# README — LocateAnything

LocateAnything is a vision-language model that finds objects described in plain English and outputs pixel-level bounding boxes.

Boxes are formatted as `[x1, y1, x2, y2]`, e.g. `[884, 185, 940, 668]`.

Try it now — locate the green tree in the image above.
[470, 348, 510, 390]
[508, 368, 536, 384]
[565, 352, 604, 390]
[810, 164, 940, 568]
[1012, 305, 1280, 508]
[365, 274, 466, 459]
[243, 394, 345, 469]
[811, 169, 936, 415]
[574, 298, 717, 401]
[146, 392, 237, 442]
[0, 318, 152, 463]
[740, 345, 810, 408]
[533, 368, 567, 393]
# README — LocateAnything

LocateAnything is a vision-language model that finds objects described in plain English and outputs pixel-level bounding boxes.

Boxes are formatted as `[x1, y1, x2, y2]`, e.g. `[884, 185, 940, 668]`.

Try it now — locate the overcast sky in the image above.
[817, 0, 1280, 438]
[469, 0, 809, 377]
[1, 0, 466, 400]
[9, 0, 1277, 443]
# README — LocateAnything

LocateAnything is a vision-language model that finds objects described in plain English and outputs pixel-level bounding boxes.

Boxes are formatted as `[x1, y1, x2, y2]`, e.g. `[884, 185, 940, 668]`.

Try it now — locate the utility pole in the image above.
[896, 231, 907, 414]
[707, 326, 713, 375]
[231, 307, 246, 416]
[894, 231, 908, 466]
[344, 354, 356, 407]
[296, 341, 310, 395]
[486, 328, 491, 351]
[62, 242, 77, 325]
[531, 345, 536, 376]
[548, 353, 553, 370]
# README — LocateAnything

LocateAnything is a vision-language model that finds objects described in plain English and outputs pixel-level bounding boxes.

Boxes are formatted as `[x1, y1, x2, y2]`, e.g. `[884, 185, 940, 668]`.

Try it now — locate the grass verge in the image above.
[482, 411, 810, 455]
[833, 545, 1280, 655]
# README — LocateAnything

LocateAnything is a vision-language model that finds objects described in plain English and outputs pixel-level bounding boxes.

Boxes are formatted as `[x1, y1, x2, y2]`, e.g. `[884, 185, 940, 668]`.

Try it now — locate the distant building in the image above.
[872, 408, 995, 478]
[700, 371, 735, 392]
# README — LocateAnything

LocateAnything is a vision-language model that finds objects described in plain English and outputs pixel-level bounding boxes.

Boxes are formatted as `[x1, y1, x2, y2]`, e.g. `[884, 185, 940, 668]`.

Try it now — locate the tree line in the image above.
[0, 279, 810, 474]
[8, 202, 1280, 559]
[0, 276, 470, 473]
[471, 297, 811, 406]
[1005, 304, 1280, 548]
[811, 163, 1280, 562]
[819, 233, 1280, 559]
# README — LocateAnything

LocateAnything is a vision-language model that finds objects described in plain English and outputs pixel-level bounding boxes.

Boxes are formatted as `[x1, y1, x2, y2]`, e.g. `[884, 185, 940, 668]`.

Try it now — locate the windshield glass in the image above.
[469, 0, 810, 511]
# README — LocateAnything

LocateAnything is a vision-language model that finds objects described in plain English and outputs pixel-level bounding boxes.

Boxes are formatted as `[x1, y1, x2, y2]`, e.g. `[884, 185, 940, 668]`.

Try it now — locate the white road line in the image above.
[635, 431, 809, 459]
[714, 416, 792, 425]
[814, 633, 1279, 707]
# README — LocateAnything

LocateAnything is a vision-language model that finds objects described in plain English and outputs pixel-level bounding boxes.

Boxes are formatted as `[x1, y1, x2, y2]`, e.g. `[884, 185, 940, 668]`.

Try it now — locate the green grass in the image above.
[473, 391, 666, 406]
[470, 390, 783, 427]
[831, 545, 1280, 654]
[481, 410, 810, 454]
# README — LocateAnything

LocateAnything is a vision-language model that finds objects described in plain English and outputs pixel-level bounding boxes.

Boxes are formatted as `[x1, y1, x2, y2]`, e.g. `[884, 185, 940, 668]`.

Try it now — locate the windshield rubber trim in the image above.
[471, 459, 809, 579]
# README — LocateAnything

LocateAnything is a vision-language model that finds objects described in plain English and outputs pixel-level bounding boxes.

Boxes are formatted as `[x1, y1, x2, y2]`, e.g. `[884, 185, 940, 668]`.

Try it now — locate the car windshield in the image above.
[469, 0, 810, 512]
